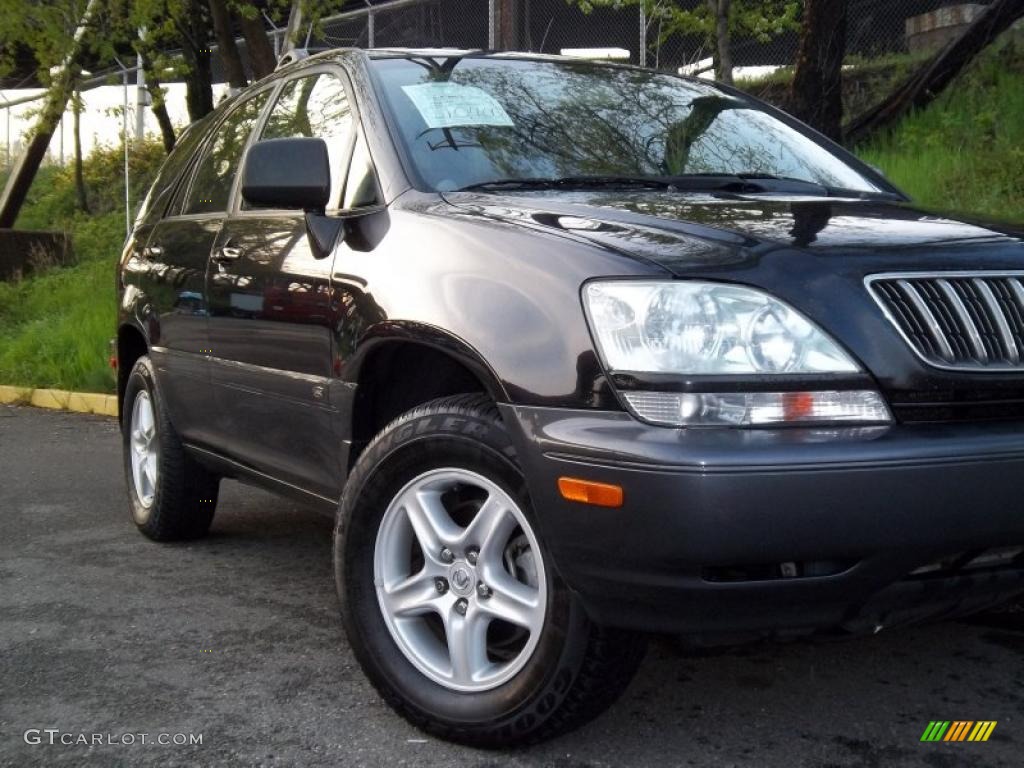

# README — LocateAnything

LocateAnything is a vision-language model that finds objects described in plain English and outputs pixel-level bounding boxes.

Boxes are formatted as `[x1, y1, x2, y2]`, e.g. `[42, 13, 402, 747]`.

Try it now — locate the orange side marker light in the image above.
[558, 477, 624, 508]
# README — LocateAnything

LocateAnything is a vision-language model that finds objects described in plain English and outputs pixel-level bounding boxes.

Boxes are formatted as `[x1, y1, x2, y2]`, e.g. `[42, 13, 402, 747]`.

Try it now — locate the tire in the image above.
[335, 393, 646, 747]
[122, 355, 219, 541]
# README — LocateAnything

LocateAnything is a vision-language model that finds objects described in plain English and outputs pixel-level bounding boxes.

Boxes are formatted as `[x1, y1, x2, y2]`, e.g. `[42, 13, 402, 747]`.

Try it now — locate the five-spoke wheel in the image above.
[129, 391, 159, 508]
[122, 355, 219, 540]
[374, 468, 547, 691]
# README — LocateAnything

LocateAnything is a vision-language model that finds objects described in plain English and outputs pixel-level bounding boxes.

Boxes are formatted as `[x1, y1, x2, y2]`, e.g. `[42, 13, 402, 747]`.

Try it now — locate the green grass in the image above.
[0, 212, 124, 393]
[0, 140, 164, 394]
[858, 35, 1024, 221]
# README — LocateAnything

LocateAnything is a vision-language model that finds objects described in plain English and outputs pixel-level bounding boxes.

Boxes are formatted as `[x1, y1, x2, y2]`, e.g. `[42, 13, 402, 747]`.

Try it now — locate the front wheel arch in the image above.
[346, 334, 506, 469]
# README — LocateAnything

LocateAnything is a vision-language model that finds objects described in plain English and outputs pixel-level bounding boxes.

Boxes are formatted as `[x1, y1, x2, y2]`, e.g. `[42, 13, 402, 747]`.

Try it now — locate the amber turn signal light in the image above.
[557, 477, 624, 508]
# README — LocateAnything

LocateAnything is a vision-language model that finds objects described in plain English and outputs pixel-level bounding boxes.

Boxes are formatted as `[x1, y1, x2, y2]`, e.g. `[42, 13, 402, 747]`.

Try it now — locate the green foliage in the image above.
[572, 0, 799, 47]
[0, 229, 118, 393]
[860, 35, 1024, 222]
[0, 139, 166, 393]
[0, 0, 90, 78]
[14, 139, 165, 230]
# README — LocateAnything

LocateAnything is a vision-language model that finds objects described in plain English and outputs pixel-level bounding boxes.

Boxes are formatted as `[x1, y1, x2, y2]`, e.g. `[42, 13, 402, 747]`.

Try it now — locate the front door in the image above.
[206, 69, 356, 499]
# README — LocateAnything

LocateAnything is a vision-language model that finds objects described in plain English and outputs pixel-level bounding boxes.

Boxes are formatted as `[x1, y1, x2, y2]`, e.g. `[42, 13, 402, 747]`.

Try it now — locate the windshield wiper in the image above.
[458, 174, 819, 194]
[457, 176, 676, 192]
[457, 173, 901, 199]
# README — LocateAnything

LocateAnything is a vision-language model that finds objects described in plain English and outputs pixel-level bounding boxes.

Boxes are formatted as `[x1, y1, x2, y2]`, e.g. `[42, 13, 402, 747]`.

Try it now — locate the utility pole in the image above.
[0, 0, 100, 228]
[135, 40, 147, 140]
[1, 97, 9, 168]
[114, 58, 131, 239]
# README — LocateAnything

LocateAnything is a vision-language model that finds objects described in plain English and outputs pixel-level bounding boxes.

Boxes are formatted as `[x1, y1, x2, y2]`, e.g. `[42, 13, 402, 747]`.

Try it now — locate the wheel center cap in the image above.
[449, 563, 475, 596]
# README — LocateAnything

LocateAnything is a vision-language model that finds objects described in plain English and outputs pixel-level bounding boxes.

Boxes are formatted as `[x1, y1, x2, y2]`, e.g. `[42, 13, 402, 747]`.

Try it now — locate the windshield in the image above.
[370, 56, 880, 195]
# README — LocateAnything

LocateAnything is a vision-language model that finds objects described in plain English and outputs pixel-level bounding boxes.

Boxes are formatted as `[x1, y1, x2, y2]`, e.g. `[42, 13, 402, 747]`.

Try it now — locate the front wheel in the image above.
[335, 394, 645, 747]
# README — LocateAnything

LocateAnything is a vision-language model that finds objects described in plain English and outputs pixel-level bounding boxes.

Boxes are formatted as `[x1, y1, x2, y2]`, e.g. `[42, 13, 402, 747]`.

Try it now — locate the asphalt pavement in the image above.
[1, 405, 1021, 767]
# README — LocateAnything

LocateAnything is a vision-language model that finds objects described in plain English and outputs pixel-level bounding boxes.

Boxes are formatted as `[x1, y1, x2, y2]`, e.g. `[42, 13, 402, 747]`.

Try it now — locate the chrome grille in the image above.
[868, 272, 1024, 371]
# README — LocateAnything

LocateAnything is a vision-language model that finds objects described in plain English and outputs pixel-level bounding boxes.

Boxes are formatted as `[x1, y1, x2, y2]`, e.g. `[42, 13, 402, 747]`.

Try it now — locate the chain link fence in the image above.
[0, 0, 998, 170]
[313, 0, 995, 72]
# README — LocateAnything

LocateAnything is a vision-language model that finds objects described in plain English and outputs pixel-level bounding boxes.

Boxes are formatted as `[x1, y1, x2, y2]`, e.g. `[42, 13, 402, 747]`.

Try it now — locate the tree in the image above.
[708, 0, 732, 85]
[119, 0, 215, 126]
[846, 0, 1024, 145]
[0, 0, 102, 227]
[789, 0, 847, 142]
[570, 0, 799, 83]
[209, 0, 247, 91]
[178, 0, 215, 121]
[134, 38, 178, 153]
[235, 2, 278, 80]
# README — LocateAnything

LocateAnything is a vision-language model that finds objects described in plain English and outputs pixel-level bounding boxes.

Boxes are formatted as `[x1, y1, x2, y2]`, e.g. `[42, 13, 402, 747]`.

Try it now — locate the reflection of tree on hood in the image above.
[789, 202, 833, 246]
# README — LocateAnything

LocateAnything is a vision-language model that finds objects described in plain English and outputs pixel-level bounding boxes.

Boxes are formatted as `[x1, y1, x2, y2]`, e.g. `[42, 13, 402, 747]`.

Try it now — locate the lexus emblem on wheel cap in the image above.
[451, 566, 472, 594]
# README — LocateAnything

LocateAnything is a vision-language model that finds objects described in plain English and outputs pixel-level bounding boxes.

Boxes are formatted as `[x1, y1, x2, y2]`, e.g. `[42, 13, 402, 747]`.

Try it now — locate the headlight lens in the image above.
[584, 281, 859, 375]
[583, 281, 891, 427]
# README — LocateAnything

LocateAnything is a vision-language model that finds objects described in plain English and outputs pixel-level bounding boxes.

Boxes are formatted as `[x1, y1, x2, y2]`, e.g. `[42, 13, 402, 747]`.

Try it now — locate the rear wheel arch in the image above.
[117, 323, 149, 422]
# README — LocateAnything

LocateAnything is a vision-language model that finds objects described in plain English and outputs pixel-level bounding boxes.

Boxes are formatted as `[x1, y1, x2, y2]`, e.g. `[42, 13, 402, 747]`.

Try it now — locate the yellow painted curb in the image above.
[0, 385, 117, 417]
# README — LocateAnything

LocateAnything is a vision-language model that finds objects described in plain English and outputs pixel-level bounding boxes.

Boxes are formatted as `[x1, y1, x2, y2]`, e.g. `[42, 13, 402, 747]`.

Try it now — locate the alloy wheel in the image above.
[373, 468, 547, 692]
[129, 391, 159, 507]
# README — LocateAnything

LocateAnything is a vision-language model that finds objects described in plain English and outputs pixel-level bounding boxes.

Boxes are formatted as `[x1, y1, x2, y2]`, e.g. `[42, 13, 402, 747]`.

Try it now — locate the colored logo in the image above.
[921, 721, 997, 742]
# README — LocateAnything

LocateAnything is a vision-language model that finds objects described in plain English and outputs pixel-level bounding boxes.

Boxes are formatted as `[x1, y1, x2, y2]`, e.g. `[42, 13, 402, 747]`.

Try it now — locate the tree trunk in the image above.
[498, 0, 522, 50]
[135, 33, 177, 153]
[208, 0, 247, 90]
[845, 0, 1024, 145]
[708, 0, 733, 85]
[789, 0, 848, 142]
[239, 10, 277, 79]
[72, 88, 88, 213]
[148, 79, 177, 154]
[179, 0, 215, 122]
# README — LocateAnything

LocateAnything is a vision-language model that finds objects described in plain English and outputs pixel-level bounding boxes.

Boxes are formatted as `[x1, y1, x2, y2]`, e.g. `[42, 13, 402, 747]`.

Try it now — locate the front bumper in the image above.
[501, 405, 1024, 639]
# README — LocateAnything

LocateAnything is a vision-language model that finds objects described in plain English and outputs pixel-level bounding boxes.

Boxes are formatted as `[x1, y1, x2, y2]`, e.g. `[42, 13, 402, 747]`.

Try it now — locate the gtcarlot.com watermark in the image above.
[24, 729, 202, 747]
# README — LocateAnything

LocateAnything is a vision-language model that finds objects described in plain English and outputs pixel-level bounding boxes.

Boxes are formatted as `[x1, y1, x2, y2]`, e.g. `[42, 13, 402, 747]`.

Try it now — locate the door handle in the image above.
[213, 245, 244, 262]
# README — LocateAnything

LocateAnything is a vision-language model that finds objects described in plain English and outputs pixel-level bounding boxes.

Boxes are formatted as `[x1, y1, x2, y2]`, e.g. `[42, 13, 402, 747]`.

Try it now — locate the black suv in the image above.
[117, 48, 1024, 746]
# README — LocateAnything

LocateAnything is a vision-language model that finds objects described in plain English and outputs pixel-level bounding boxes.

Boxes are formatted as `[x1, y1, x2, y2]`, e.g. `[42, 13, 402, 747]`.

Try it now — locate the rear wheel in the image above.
[336, 394, 645, 747]
[122, 356, 219, 541]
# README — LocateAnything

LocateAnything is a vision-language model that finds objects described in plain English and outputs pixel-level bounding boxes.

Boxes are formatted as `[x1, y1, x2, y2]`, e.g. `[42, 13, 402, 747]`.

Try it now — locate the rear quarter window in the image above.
[135, 119, 210, 227]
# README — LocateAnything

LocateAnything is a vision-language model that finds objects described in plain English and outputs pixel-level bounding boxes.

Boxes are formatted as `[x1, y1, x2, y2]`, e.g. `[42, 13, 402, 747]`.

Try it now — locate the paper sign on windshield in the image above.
[401, 83, 515, 129]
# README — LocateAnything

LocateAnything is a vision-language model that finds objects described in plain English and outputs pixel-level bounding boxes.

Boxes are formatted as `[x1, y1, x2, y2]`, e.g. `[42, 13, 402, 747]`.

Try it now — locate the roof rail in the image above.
[276, 48, 319, 70]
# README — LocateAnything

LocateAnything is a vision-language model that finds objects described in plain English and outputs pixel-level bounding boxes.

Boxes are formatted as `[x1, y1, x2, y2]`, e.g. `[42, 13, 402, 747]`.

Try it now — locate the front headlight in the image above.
[583, 280, 891, 426]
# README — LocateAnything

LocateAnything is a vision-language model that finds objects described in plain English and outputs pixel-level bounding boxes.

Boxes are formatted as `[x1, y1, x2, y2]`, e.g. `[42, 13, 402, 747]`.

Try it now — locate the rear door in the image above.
[141, 88, 273, 447]
[206, 68, 356, 498]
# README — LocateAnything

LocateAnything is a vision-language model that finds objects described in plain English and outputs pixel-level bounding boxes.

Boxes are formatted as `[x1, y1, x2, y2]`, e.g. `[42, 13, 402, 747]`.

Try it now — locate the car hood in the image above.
[443, 190, 1024, 274]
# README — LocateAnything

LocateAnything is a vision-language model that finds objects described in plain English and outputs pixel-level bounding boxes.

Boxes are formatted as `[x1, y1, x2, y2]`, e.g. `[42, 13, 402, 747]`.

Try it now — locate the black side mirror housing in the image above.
[241, 138, 331, 211]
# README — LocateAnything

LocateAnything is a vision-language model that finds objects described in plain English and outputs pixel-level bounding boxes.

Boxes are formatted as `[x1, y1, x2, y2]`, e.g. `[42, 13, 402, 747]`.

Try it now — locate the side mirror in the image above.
[241, 138, 331, 211]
